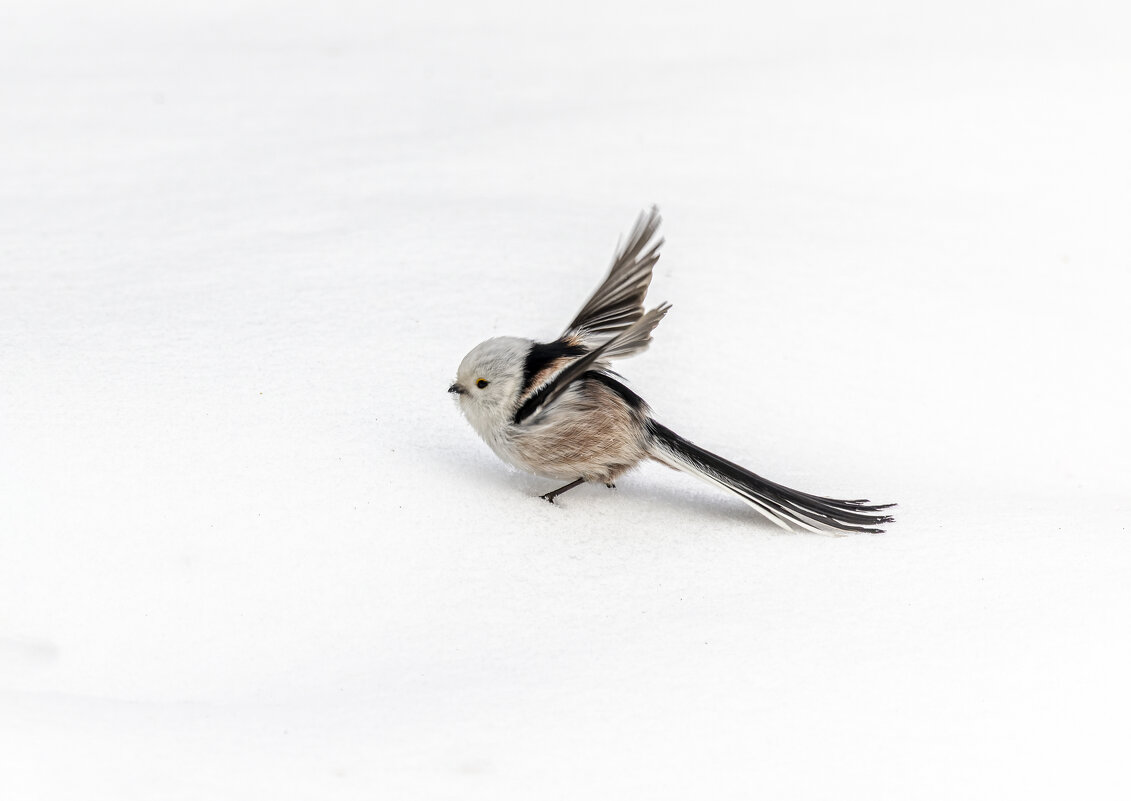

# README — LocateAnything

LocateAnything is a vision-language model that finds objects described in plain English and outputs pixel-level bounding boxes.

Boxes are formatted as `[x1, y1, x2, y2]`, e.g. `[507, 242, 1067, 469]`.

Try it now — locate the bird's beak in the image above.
[448, 382, 465, 395]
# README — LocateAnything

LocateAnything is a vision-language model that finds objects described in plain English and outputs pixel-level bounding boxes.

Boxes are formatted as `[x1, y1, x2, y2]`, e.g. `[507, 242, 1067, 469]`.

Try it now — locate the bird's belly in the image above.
[495, 404, 646, 482]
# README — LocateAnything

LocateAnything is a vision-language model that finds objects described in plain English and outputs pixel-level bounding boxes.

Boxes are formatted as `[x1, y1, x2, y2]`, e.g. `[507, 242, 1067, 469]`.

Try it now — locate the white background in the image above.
[2, 1, 1129, 798]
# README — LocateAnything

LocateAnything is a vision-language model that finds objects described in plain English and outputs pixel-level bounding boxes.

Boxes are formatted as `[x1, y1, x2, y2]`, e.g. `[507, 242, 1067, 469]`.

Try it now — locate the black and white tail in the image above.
[646, 420, 895, 533]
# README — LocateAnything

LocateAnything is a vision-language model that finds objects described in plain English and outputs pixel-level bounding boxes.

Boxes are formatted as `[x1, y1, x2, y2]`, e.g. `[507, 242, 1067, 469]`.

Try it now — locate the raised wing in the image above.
[563, 206, 664, 356]
[515, 304, 671, 425]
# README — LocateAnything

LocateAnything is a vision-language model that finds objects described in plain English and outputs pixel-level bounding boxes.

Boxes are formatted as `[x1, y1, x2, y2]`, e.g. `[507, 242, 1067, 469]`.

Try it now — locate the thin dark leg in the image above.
[540, 477, 585, 504]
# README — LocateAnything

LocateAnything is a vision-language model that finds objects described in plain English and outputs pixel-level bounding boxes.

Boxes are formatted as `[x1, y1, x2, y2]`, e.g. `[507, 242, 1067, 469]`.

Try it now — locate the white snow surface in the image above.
[3, 1, 1130, 798]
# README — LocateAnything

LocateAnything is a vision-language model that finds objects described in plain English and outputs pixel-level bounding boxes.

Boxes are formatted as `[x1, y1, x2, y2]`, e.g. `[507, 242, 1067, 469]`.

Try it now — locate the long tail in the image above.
[645, 420, 895, 533]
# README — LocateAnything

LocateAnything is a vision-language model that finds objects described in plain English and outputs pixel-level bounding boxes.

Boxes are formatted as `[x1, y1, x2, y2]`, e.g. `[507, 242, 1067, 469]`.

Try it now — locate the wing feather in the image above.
[563, 206, 664, 352]
[515, 304, 671, 425]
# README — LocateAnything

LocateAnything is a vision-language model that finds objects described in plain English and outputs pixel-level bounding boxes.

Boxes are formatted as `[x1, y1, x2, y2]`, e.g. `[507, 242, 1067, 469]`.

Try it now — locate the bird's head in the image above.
[449, 336, 530, 435]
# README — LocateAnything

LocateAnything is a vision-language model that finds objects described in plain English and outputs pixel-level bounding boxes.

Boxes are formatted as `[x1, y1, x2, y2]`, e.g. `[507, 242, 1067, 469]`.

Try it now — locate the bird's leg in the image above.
[540, 478, 585, 504]
[605, 482, 616, 489]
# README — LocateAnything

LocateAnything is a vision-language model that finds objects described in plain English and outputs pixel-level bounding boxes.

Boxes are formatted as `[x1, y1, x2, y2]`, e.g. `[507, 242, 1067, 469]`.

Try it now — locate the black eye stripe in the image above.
[476, 379, 489, 389]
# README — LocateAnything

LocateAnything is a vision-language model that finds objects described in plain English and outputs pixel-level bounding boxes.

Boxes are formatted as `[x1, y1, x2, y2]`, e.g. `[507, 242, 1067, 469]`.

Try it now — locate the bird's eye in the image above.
[476, 379, 489, 389]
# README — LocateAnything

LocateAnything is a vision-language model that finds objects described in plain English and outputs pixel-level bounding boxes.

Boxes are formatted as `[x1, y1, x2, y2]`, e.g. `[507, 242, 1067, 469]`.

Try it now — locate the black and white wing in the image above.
[515, 304, 671, 425]
[562, 206, 664, 359]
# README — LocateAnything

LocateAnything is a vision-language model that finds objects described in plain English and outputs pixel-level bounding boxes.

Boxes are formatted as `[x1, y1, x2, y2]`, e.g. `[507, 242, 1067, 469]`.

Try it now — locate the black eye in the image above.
[476, 379, 489, 389]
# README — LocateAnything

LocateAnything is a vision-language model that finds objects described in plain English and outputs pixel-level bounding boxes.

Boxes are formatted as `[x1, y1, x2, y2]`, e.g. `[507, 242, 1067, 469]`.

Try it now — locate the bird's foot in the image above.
[539, 477, 586, 504]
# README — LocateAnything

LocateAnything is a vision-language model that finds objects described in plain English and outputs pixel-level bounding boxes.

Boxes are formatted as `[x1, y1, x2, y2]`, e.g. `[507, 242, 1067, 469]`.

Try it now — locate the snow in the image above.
[2, 0, 1130, 798]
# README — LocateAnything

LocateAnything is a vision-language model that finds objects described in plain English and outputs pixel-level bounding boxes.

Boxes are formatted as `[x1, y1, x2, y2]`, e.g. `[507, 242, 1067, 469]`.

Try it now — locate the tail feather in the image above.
[645, 420, 895, 534]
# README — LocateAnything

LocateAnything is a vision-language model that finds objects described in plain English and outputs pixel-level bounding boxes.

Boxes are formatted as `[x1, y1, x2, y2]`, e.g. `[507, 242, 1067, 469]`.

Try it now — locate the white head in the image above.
[449, 337, 531, 437]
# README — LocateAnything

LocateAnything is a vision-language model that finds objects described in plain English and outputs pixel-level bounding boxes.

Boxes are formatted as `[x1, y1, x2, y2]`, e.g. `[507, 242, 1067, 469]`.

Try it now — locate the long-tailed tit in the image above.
[449, 207, 894, 533]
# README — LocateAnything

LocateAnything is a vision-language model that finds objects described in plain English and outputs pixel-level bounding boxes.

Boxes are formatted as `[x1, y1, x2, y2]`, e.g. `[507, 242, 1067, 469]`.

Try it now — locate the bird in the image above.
[448, 207, 894, 533]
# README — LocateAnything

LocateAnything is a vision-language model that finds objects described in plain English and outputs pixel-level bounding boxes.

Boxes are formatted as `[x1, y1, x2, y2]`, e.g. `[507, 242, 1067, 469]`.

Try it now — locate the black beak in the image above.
[448, 382, 465, 395]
